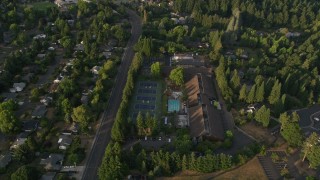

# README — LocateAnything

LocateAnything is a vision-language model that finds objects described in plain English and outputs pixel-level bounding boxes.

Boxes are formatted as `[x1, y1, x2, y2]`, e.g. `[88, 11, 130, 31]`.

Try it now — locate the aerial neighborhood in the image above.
[1, 0, 320, 180]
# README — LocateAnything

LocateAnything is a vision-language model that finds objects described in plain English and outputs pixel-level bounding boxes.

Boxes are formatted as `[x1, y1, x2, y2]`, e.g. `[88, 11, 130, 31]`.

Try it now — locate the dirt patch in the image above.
[214, 157, 268, 180]
[240, 121, 276, 144]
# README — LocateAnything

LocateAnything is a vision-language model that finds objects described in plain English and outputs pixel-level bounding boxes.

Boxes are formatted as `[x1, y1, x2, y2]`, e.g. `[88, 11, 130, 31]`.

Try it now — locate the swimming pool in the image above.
[168, 99, 180, 112]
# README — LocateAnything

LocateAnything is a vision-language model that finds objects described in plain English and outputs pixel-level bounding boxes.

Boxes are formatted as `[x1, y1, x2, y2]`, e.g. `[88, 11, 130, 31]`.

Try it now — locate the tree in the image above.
[151, 62, 161, 78]
[11, 166, 38, 180]
[230, 69, 240, 90]
[246, 85, 256, 103]
[98, 155, 125, 180]
[169, 67, 184, 86]
[111, 121, 124, 142]
[239, 84, 247, 101]
[254, 105, 270, 127]
[136, 112, 145, 136]
[71, 105, 92, 130]
[0, 109, 20, 134]
[256, 82, 265, 102]
[59, 78, 77, 97]
[268, 80, 282, 105]
[302, 132, 320, 169]
[280, 112, 303, 147]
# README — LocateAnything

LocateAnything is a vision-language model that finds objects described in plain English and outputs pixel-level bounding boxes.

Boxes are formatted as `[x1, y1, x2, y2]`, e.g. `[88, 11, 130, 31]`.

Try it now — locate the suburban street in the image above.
[81, 8, 142, 180]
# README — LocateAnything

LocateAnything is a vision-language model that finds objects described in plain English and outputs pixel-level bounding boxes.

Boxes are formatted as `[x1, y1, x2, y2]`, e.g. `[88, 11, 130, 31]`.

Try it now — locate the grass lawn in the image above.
[29, 1, 56, 12]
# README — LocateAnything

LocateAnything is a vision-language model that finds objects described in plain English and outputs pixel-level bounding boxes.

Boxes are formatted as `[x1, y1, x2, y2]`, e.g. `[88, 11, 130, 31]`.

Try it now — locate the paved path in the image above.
[81, 8, 142, 180]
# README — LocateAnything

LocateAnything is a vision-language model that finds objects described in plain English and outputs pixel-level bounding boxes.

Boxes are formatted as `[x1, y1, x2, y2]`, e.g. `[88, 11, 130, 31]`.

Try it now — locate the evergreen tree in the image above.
[302, 132, 320, 169]
[268, 80, 282, 105]
[280, 112, 303, 147]
[256, 82, 265, 102]
[254, 105, 270, 127]
[239, 84, 247, 101]
[136, 112, 145, 136]
[230, 69, 240, 90]
[246, 85, 256, 103]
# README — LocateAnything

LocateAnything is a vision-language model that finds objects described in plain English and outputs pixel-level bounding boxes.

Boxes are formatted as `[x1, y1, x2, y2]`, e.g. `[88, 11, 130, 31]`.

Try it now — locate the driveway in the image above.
[81, 8, 142, 180]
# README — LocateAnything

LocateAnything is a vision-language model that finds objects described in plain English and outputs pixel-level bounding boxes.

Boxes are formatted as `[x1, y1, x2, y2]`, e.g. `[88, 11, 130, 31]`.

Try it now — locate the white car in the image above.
[314, 117, 320, 122]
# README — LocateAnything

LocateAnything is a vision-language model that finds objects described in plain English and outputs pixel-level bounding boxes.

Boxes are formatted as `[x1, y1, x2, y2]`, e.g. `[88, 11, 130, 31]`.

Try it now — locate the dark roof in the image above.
[22, 120, 39, 132]
[40, 153, 64, 171]
[32, 105, 47, 118]
[186, 73, 224, 140]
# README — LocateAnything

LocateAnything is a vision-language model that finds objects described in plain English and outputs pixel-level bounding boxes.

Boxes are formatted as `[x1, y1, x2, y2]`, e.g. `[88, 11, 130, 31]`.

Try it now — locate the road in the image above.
[81, 8, 142, 180]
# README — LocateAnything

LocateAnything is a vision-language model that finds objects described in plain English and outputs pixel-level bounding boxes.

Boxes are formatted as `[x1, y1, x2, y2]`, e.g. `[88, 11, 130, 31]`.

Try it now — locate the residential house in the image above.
[58, 135, 72, 150]
[67, 20, 75, 27]
[40, 96, 53, 106]
[53, 75, 64, 84]
[40, 154, 64, 171]
[246, 104, 261, 114]
[74, 44, 84, 51]
[69, 122, 79, 134]
[11, 82, 26, 92]
[91, 66, 101, 75]
[10, 132, 29, 149]
[81, 95, 88, 105]
[48, 47, 55, 51]
[286, 32, 301, 38]
[22, 73, 34, 83]
[0, 152, 11, 169]
[22, 120, 39, 132]
[41, 172, 56, 180]
[3, 31, 14, 44]
[33, 34, 46, 40]
[54, 0, 78, 7]
[37, 54, 46, 59]
[32, 105, 47, 119]
[102, 51, 112, 59]
[0, 92, 17, 102]
[185, 73, 225, 141]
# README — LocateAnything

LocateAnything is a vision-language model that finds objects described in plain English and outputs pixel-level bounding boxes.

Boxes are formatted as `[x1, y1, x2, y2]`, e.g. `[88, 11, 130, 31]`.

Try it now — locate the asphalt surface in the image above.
[81, 9, 142, 180]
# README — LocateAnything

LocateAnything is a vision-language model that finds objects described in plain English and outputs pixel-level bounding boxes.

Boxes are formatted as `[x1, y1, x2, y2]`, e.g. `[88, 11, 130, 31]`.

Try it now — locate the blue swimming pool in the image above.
[168, 99, 180, 112]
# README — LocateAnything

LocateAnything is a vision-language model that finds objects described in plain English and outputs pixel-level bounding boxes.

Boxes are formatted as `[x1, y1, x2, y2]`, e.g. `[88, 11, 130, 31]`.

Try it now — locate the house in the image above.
[3, 31, 14, 44]
[40, 153, 64, 171]
[69, 122, 79, 134]
[22, 73, 34, 83]
[74, 44, 84, 51]
[171, 18, 179, 24]
[1, 92, 17, 101]
[286, 32, 301, 38]
[22, 120, 39, 132]
[37, 54, 46, 59]
[102, 51, 112, 59]
[185, 73, 225, 141]
[61, 130, 73, 136]
[53, 76, 64, 84]
[49, 83, 59, 93]
[11, 82, 26, 92]
[41, 172, 56, 180]
[67, 20, 75, 27]
[33, 34, 46, 40]
[91, 66, 101, 75]
[0, 152, 11, 168]
[32, 105, 47, 119]
[81, 95, 88, 105]
[58, 135, 72, 150]
[54, 0, 78, 7]
[40, 96, 53, 106]
[246, 104, 261, 114]
[10, 132, 29, 149]
[171, 53, 205, 67]
[48, 47, 55, 51]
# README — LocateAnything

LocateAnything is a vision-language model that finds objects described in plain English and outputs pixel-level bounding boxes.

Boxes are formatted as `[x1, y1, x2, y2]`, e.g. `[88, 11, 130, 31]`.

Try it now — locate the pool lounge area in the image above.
[168, 99, 181, 112]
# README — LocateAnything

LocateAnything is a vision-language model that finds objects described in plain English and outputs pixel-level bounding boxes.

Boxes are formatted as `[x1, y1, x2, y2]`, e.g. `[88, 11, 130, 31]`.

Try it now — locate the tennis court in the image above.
[138, 89, 156, 94]
[140, 81, 158, 88]
[137, 96, 156, 101]
[130, 80, 162, 121]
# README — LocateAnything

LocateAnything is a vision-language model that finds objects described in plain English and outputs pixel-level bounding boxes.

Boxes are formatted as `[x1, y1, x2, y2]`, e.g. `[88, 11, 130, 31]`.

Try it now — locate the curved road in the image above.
[81, 8, 142, 180]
